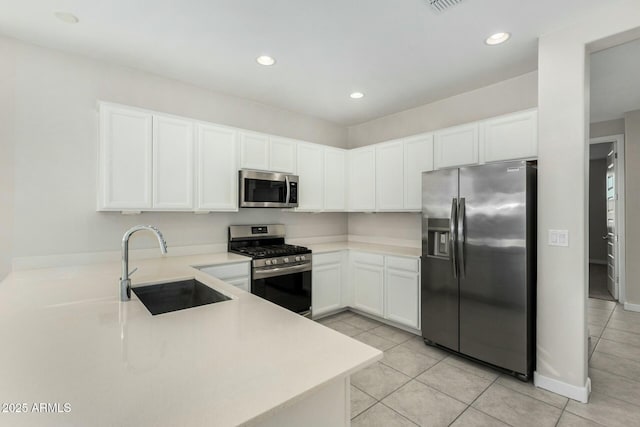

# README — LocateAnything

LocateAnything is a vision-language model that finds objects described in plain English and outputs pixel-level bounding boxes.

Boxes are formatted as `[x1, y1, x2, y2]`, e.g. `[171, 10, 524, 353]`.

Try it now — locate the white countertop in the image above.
[306, 241, 421, 258]
[0, 253, 381, 426]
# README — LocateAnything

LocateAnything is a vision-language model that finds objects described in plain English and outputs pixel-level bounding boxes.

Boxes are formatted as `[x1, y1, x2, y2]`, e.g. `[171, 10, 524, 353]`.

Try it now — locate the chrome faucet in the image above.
[120, 225, 168, 301]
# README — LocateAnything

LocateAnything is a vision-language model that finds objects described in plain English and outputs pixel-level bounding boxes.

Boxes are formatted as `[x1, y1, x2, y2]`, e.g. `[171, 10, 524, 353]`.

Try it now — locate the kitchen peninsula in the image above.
[0, 253, 381, 426]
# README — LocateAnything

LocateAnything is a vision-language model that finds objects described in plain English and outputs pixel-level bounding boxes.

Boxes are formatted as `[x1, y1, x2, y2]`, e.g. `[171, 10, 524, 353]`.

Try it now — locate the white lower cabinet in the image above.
[351, 253, 385, 317]
[313, 250, 420, 330]
[312, 252, 344, 317]
[199, 262, 251, 292]
[384, 256, 420, 329]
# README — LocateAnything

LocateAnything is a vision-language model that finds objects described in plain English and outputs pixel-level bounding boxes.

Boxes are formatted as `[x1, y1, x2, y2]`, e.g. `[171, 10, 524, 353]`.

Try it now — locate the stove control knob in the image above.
[301, 255, 306, 261]
[272, 259, 278, 265]
[295, 256, 301, 262]
[266, 260, 272, 265]
[283, 257, 289, 263]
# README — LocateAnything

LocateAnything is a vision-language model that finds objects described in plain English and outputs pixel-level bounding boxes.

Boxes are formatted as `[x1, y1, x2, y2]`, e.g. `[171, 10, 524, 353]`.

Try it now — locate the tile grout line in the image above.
[492, 377, 570, 412]
[554, 398, 570, 427]
[378, 401, 421, 426]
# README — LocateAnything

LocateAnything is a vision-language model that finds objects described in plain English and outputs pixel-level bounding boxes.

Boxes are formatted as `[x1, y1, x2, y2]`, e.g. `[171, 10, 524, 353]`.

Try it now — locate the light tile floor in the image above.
[316, 298, 640, 427]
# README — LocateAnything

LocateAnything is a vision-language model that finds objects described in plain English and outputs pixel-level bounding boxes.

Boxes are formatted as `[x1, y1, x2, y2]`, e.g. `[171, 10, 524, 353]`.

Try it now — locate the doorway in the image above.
[588, 135, 626, 303]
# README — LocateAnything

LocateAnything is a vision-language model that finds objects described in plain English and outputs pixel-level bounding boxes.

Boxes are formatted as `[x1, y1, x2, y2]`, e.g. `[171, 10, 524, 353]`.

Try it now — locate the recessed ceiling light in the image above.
[350, 92, 364, 99]
[256, 55, 276, 66]
[54, 12, 79, 24]
[485, 32, 510, 46]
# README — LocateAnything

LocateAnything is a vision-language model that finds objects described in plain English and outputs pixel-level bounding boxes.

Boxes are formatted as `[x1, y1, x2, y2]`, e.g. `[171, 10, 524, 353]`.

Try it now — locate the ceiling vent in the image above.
[427, 0, 464, 13]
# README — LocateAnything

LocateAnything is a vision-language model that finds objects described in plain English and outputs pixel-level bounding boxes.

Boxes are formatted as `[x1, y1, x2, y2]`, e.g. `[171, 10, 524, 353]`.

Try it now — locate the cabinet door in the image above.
[434, 123, 479, 169]
[152, 115, 194, 210]
[352, 262, 384, 316]
[385, 268, 420, 329]
[348, 146, 376, 211]
[99, 104, 153, 210]
[196, 123, 238, 211]
[324, 147, 346, 211]
[239, 131, 269, 170]
[376, 140, 405, 211]
[312, 262, 343, 316]
[404, 134, 434, 210]
[481, 110, 537, 163]
[269, 136, 297, 173]
[296, 143, 324, 211]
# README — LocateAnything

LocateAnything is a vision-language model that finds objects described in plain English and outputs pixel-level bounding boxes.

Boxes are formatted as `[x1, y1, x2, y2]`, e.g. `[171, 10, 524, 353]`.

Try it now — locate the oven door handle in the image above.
[253, 263, 311, 280]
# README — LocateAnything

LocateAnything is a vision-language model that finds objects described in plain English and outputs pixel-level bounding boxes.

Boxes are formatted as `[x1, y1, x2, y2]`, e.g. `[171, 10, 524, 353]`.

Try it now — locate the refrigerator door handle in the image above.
[450, 198, 458, 278]
[458, 197, 466, 278]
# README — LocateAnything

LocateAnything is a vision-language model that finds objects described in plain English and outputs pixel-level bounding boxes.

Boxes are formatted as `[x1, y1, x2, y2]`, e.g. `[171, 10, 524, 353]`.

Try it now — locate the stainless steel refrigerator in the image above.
[421, 160, 536, 380]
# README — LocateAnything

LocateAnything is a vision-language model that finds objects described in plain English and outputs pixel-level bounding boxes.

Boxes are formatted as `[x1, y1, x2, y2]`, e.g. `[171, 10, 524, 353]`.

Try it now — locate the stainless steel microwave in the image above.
[239, 170, 299, 208]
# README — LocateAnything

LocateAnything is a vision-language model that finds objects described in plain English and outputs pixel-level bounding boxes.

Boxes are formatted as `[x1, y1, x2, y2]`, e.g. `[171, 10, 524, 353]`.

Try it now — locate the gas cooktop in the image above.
[232, 244, 311, 259]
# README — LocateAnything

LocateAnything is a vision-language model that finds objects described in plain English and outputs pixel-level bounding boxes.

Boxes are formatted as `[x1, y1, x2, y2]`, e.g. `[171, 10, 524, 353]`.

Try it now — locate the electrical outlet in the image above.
[548, 229, 569, 247]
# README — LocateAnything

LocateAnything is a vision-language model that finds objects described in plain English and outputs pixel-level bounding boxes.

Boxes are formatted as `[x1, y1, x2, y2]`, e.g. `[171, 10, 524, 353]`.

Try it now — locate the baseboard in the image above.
[347, 235, 421, 249]
[589, 259, 607, 265]
[624, 302, 640, 313]
[533, 372, 591, 403]
[12, 243, 228, 271]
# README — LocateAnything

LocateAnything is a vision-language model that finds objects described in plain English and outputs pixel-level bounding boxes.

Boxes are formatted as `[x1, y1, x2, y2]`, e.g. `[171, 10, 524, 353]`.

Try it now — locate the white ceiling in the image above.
[591, 37, 640, 123]
[0, 0, 608, 125]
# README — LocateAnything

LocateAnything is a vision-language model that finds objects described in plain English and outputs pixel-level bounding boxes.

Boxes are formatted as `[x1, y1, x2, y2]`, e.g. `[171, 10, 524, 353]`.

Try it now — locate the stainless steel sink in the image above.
[132, 279, 230, 315]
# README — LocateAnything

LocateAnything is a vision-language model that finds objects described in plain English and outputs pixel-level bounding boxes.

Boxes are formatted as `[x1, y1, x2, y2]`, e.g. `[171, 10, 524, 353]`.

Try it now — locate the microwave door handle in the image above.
[285, 176, 291, 204]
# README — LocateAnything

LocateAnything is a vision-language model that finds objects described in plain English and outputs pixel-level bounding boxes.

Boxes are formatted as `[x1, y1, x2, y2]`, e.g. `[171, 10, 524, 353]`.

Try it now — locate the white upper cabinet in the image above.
[239, 132, 296, 173]
[98, 103, 153, 210]
[348, 146, 376, 211]
[376, 140, 405, 211]
[324, 147, 346, 211]
[296, 142, 324, 211]
[196, 123, 238, 211]
[239, 131, 269, 171]
[481, 110, 538, 163]
[434, 123, 479, 169]
[152, 114, 194, 210]
[404, 134, 434, 211]
[269, 136, 297, 173]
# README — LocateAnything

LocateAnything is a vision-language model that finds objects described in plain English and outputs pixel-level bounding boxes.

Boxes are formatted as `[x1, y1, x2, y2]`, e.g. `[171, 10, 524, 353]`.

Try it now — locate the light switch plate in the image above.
[548, 229, 569, 247]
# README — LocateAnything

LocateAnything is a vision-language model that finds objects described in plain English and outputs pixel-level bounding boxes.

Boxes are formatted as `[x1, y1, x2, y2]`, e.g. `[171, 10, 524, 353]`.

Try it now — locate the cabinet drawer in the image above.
[386, 256, 419, 273]
[199, 262, 250, 280]
[351, 252, 384, 266]
[313, 251, 344, 266]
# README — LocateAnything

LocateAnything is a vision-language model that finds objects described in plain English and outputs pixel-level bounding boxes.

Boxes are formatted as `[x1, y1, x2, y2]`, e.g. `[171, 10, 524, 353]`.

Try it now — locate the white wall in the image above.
[348, 71, 538, 148]
[590, 118, 625, 139]
[348, 213, 421, 246]
[625, 109, 640, 305]
[536, 0, 640, 401]
[0, 38, 15, 280]
[5, 35, 348, 262]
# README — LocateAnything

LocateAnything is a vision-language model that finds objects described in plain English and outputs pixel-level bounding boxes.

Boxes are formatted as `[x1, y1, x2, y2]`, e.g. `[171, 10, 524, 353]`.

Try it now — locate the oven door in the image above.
[252, 263, 311, 316]
[239, 170, 297, 208]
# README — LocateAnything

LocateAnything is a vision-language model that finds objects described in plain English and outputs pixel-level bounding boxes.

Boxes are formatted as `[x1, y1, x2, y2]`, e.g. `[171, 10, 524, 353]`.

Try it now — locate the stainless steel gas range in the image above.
[228, 224, 312, 317]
